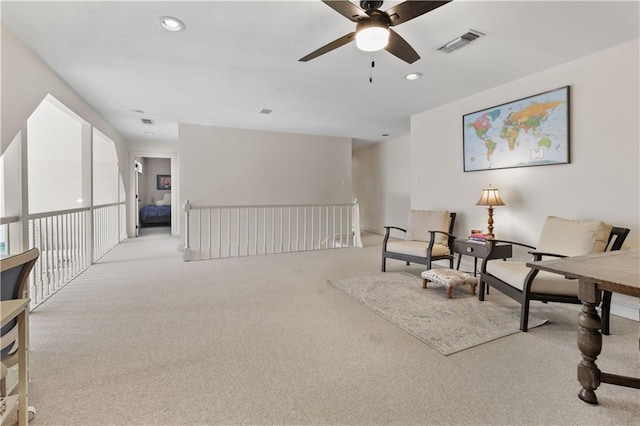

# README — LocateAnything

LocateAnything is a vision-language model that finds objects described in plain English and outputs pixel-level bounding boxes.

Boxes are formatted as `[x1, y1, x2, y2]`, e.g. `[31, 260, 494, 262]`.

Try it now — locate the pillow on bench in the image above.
[536, 216, 612, 256]
[406, 210, 451, 245]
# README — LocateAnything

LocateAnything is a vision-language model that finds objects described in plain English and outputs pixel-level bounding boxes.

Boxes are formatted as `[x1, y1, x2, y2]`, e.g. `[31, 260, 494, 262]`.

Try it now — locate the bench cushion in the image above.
[386, 241, 450, 258]
[486, 260, 578, 296]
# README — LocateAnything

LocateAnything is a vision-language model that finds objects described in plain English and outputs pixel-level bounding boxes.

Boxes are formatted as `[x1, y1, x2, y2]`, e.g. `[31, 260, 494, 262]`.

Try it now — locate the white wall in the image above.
[411, 39, 639, 248]
[1, 26, 127, 161]
[27, 98, 84, 214]
[179, 124, 352, 206]
[352, 40, 639, 318]
[179, 124, 352, 245]
[410, 39, 639, 318]
[352, 135, 411, 234]
[1, 25, 130, 230]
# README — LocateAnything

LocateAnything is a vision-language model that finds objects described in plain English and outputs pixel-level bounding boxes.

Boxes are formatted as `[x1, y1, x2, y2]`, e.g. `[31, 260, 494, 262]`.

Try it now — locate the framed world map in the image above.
[463, 86, 569, 172]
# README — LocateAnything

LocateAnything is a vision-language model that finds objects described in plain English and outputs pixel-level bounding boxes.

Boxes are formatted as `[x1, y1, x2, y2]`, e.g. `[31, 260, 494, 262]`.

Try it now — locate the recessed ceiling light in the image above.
[382, 133, 390, 137]
[405, 72, 423, 81]
[144, 131, 155, 136]
[131, 109, 145, 114]
[157, 16, 185, 32]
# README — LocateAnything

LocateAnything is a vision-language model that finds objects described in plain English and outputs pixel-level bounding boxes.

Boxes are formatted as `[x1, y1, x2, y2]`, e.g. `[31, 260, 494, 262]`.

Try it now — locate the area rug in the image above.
[327, 272, 547, 356]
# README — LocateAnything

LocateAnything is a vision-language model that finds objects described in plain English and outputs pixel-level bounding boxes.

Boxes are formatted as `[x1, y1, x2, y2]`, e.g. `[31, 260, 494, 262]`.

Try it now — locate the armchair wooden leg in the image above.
[381, 256, 386, 272]
[520, 299, 531, 332]
[478, 280, 486, 301]
[601, 291, 612, 336]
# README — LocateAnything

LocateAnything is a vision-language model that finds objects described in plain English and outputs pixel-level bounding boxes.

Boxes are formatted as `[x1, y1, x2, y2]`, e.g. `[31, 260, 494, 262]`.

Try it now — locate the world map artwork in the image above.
[463, 87, 569, 171]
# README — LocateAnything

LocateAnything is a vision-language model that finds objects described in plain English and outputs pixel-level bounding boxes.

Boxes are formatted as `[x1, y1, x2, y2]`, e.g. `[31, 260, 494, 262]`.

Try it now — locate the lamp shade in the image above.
[476, 185, 505, 207]
[355, 19, 390, 52]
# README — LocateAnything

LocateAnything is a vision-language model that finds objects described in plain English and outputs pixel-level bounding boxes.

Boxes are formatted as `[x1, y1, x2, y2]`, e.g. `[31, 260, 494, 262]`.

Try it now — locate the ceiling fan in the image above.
[299, 0, 451, 64]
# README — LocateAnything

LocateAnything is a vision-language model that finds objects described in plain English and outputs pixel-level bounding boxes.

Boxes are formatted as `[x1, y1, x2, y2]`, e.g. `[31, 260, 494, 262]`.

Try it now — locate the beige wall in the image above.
[1, 25, 131, 229]
[179, 124, 352, 206]
[1, 26, 127, 161]
[410, 39, 639, 249]
[352, 135, 411, 234]
[178, 124, 353, 245]
[352, 40, 639, 319]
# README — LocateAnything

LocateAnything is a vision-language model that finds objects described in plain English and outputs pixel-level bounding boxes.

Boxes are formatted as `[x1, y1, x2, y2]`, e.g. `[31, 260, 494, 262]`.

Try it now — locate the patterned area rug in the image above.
[328, 272, 547, 356]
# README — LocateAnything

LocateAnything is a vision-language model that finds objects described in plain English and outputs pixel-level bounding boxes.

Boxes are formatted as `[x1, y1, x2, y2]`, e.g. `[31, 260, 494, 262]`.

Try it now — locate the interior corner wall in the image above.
[178, 124, 352, 243]
[1, 25, 131, 229]
[352, 135, 411, 234]
[410, 39, 639, 319]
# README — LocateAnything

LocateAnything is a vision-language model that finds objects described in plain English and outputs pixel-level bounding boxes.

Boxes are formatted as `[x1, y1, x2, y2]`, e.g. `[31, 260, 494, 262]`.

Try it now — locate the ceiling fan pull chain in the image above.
[369, 54, 375, 83]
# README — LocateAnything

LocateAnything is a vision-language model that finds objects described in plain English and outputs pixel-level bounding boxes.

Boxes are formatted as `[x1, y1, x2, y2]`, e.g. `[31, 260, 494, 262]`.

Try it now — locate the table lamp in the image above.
[476, 185, 505, 239]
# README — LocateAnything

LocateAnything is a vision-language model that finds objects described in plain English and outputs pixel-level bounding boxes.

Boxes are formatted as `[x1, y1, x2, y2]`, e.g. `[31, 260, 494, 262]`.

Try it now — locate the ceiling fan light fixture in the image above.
[355, 20, 390, 52]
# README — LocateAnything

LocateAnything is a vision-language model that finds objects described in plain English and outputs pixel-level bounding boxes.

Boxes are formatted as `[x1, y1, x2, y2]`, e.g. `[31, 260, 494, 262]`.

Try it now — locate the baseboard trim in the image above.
[362, 226, 383, 235]
[611, 295, 639, 321]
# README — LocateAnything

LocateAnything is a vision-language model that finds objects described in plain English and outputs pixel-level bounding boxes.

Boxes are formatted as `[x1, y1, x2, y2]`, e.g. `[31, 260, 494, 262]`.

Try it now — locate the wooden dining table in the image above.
[527, 249, 640, 404]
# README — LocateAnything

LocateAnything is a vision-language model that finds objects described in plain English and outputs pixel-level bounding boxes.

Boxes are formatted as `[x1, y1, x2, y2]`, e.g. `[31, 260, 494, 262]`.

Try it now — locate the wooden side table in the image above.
[453, 239, 512, 276]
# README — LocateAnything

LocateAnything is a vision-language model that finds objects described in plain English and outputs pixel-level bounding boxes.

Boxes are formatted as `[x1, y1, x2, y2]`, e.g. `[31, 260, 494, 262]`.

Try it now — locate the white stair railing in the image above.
[93, 202, 122, 261]
[19, 201, 126, 310]
[28, 207, 91, 308]
[183, 200, 362, 261]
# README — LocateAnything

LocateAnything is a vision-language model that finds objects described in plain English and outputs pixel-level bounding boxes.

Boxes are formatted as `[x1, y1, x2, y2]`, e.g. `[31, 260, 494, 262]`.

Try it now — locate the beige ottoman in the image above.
[421, 268, 478, 299]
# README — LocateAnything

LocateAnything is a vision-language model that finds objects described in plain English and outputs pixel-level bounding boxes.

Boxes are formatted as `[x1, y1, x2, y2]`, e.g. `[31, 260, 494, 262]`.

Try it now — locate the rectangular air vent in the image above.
[437, 30, 485, 54]
[141, 118, 155, 125]
[260, 109, 272, 114]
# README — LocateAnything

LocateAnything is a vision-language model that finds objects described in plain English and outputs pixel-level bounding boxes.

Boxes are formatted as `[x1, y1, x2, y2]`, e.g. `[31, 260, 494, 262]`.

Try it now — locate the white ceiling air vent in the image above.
[141, 118, 155, 125]
[260, 109, 273, 114]
[437, 30, 485, 53]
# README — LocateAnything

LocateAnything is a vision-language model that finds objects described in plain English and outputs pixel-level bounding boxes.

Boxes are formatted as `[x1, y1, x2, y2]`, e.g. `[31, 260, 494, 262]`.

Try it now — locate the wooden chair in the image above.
[382, 211, 456, 272]
[1, 247, 39, 422]
[479, 217, 629, 334]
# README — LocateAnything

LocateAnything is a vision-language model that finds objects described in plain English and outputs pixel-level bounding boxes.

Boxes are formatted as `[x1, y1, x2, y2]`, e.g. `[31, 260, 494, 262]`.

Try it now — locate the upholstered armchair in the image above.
[382, 210, 456, 272]
[480, 216, 629, 334]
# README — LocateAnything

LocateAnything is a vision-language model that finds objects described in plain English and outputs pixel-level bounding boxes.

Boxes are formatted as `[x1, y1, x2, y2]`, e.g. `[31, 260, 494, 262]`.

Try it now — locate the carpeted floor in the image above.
[17, 232, 640, 425]
[328, 272, 546, 355]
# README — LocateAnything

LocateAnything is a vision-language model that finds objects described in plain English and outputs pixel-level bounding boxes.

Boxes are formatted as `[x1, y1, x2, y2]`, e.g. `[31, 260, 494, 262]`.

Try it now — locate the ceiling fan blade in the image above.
[385, 0, 451, 26]
[322, 0, 369, 22]
[385, 28, 420, 64]
[299, 32, 356, 62]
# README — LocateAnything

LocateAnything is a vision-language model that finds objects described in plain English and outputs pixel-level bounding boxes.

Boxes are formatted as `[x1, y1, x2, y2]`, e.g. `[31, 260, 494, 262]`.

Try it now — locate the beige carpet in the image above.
[18, 231, 640, 425]
[328, 272, 547, 355]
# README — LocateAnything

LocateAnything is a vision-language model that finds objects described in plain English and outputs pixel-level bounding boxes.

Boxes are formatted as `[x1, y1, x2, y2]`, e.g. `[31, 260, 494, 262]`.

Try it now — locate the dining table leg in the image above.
[577, 279, 602, 404]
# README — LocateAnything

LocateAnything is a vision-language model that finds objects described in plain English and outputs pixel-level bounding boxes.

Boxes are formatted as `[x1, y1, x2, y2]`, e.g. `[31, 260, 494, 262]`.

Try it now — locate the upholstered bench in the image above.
[421, 268, 478, 299]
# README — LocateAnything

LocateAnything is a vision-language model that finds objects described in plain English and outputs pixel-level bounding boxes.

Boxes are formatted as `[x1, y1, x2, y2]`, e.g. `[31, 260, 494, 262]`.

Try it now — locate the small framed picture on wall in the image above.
[157, 174, 171, 190]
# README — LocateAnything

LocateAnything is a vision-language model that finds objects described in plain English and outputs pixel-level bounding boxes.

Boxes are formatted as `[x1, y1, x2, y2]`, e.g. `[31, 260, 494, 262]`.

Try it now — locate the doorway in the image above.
[129, 152, 177, 238]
